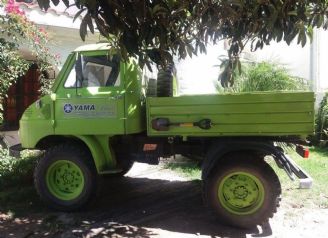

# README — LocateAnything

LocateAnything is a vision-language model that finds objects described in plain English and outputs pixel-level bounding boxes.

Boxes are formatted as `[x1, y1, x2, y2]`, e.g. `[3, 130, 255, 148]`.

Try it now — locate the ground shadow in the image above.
[0, 175, 273, 237]
[69, 176, 272, 237]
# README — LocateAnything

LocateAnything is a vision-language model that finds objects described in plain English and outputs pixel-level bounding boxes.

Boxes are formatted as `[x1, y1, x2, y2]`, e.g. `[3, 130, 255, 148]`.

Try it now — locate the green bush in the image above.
[0, 149, 40, 189]
[217, 62, 309, 93]
[313, 93, 328, 146]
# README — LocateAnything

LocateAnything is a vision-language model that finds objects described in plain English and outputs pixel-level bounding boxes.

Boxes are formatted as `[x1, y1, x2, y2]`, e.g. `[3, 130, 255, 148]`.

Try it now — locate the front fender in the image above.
[75, 135, 117, 173]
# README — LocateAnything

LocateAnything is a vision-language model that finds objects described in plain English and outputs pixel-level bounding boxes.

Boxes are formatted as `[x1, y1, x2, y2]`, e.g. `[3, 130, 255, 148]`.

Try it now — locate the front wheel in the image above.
[204, 155, 281, 228]
[34, 144, 97, 211]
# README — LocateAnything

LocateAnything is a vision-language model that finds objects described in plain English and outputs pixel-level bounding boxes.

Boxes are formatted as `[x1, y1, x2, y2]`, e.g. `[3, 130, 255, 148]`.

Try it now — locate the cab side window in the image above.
[64, 54, 120, 88]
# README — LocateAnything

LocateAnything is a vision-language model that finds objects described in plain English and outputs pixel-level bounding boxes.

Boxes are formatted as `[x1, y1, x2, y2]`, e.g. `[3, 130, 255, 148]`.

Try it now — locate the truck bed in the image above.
[146, 92, 315, 138]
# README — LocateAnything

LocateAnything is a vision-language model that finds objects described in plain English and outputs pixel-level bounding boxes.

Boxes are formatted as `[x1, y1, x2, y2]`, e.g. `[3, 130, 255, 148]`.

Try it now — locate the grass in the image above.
[165, 148, 328, 209]
[271, 147, 328, 209]
[164, 159, 201, 180]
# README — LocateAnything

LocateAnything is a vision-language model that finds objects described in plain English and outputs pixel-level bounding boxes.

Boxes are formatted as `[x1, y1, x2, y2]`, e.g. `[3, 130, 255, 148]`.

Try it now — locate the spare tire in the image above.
[146, 78, 157, 97]
[157, 64, 175, 97]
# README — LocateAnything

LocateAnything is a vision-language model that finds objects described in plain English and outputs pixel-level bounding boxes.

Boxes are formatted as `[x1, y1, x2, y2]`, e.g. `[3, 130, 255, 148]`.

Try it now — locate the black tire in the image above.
[204, 154, 281, 228]
[157, 64, 175, 97]
[34, 144, 97, 211]
[146, 78, 157, 97]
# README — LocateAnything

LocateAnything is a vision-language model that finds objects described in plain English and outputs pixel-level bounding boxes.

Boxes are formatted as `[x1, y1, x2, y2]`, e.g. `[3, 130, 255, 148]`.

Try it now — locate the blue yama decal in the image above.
[64, 104, 95, 113]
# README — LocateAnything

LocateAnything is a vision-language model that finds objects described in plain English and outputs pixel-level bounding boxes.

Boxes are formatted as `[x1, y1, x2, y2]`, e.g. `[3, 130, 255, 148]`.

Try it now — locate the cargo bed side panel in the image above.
[146, 92, 315, 137]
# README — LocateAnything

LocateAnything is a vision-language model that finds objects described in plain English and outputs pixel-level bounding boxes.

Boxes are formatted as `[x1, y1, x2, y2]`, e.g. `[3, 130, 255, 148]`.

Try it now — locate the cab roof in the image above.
[73, 43, 111, 52]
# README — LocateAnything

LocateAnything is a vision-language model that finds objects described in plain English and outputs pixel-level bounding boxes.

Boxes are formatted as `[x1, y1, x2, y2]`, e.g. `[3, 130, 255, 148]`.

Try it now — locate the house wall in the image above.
[250, 41, 311, 82]
[257, 29, 327, 93]
[317, 30, 328, 91]
[41, 25, 100, 69]
[18, 3, 100, 70]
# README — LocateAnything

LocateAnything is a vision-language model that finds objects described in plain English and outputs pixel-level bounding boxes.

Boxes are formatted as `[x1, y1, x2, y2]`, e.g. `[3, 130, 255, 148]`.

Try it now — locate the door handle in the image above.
[109, 95, 124, 100]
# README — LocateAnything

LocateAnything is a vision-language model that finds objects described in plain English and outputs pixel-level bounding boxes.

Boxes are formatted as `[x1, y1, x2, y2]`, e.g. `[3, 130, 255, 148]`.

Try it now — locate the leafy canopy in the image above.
[38, 0, 328, 86]
[0, 0, 58, 97]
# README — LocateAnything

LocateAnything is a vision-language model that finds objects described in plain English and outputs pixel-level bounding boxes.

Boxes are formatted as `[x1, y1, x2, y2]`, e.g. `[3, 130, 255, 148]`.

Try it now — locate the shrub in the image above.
[216, 62, 309, 93]
[0, 149, 40, 189]
[313, 93, 328, 146]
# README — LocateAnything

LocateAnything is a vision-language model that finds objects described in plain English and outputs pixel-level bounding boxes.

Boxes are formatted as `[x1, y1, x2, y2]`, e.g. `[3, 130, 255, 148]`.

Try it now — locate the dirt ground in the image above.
[1, 162, 328, 238]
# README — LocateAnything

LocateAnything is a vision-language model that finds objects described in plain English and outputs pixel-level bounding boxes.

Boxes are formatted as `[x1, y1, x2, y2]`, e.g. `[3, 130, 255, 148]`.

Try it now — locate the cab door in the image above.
[54, 52, 125, 135]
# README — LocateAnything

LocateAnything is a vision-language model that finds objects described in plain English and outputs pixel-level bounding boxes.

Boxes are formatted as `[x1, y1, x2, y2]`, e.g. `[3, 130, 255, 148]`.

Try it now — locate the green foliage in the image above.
[0, 0, 58, 98]
[313, 93, 328, 145]
[164, 160, 201, 180]
[0, 149, 40, 189]
[216, 62, 309, 93]
[0, 39, 29, 96]
[217, 55, 243, 88]
[38, 0, 328, 86]
[0, 149, 42, 211]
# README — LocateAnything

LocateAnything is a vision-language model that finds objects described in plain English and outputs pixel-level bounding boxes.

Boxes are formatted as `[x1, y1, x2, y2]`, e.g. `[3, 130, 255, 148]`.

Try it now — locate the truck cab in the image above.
[20, 43, 145, 148]
[20, 43, 154, 176]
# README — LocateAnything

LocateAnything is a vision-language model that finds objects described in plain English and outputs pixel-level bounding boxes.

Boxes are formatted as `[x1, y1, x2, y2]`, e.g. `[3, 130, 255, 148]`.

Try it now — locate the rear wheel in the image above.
[34, 144, 97, 211]
[204, 154, 281, 228]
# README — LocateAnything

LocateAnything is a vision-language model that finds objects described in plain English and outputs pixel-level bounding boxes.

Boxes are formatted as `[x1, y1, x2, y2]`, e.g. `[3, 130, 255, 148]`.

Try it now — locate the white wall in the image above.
[249, 41, 311, 81]
[318, 30, 328, 91]
[19, 24, 100, 79]
[176, 42, 225, 95]
[18, 4, 100, 70]
[44, 25, 100, 68]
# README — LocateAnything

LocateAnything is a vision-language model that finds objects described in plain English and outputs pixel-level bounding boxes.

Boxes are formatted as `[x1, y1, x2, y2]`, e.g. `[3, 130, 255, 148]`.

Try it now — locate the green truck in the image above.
[19, 43, 314, 228]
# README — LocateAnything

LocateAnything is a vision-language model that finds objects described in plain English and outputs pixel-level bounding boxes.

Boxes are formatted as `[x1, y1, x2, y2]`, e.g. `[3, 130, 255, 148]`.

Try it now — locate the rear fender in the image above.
[202, 140, 277, 180]
[202, 140, 313, 188]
